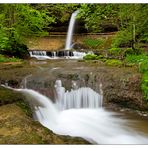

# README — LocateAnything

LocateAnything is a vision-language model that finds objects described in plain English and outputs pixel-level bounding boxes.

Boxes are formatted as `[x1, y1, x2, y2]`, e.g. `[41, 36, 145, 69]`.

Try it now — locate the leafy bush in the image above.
[108, 47, 122, 55]
[125, 54, 148, 100]
[83, 54, 103, 60]
[105, 59, 123, 66]
[139, 60, 148, 73]
[125, 54, 148, 65]
[83, 38, 104, 49]
[1, 41, 29, 59]
[112, 31, 132, 48]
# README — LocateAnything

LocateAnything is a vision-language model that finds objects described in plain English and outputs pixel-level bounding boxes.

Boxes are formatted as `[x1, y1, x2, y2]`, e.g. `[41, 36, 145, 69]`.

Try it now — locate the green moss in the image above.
[105, 59, 123, 66]
[83, 54, 103, 60]
[16, 101, 32, 117]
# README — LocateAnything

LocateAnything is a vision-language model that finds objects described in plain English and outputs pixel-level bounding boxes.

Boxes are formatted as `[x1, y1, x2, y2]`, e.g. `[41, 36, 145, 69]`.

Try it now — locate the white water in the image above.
[29, 51, 51, 60]
[29, 50, 86, 60]
[2, 84, 148, 144]
[54, 80, 103, 110]
[65, 10, 79, 50]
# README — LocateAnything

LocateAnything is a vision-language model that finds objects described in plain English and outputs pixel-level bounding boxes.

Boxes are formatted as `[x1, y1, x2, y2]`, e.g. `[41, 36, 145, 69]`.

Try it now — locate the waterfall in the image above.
[2, 84, 148, 144]
[54, 80, 103, 110]
[65, 10, 79, 50]
[29, 51, 51, 60]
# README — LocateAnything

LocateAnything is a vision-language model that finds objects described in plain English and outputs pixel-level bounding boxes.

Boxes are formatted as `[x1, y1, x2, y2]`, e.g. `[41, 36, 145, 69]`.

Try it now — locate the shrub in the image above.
[125, 54, 148, 65]
[111, 30, 132, 48]
[125, 54, 148, 101]
[108, 47, 122, 56]
[139, 60, 148, 73]
[1, 41, 29, 59]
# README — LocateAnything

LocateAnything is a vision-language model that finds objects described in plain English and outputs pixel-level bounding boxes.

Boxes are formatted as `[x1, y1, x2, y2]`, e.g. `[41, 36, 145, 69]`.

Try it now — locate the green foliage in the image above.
[108, 47, 122, 55]
[83, 38, 104, 49]
[78, 4, 119, 33]
[111, 31, 132, 48]
[125, 54, 148, 65]
[83, 54, 103, 60]
[0, 4, 55, 58]
[0, 54, 21, 62]
[139, 60, 148, 73]
[141, 73, 148, 100]
[125, 54, 148, 100]
[124, 48, 135, 55]
[1, 41, 29, 59]
[105, 59, 123, 66]
[79, 4, 148, 48]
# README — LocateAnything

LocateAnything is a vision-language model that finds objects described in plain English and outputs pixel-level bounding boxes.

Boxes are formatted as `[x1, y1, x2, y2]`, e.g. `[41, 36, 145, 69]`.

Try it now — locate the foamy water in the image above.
[2, 85, 148, 144]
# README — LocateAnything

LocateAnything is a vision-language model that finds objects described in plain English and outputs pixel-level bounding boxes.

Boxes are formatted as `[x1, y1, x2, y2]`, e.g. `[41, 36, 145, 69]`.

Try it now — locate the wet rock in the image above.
[0, 104, 90, 144]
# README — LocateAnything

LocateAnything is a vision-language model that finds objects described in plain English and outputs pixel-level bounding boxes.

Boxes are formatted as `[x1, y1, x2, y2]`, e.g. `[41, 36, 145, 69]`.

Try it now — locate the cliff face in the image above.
[24, 33, 115, 51]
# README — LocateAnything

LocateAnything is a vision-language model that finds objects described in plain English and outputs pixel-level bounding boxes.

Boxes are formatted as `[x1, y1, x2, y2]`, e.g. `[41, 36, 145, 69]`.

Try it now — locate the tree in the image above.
[78, 4, 148, 49]
[0, 4, 55, 57]
[78, 4, 119, 32]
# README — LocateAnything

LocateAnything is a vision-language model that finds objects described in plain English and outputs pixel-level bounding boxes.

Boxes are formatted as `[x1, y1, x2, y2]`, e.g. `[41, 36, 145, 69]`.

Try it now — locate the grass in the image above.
[0, 54, 21, 63]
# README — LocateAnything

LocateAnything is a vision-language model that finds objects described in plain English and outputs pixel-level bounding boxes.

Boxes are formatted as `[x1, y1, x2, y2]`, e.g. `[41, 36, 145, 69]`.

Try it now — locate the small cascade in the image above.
[53, 51, 57, 58]
[29, 50, 86, 60]
[29, 50, 51, 60]
[54, 80, 103, 110]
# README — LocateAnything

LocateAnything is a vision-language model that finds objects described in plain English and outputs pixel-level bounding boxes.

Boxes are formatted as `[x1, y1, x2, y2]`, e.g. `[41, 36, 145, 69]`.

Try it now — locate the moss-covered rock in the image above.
[0, 104, 90, 144]
[0, 86, 24, 106]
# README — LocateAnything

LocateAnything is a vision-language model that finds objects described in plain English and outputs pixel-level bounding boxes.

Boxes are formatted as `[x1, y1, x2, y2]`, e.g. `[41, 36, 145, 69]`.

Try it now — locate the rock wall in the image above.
[25, 33, 116, 51]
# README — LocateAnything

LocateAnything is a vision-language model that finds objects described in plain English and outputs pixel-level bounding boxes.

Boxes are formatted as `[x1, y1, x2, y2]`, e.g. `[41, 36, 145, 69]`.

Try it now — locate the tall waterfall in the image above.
[65, 10, 79, 50]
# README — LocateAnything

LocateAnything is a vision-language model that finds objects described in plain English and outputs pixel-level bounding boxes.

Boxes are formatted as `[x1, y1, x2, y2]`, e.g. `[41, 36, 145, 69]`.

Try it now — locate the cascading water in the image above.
[2, 84, 148, 144]
[29, 51, 51, 60]
[65, 10, 79, 50]
[28, 10, 88, 60]
[54, 80, 103, 110]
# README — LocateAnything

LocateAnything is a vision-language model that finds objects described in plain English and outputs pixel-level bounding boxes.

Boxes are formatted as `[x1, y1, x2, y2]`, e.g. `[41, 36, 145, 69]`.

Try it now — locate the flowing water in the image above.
[29, 11, 86, 60]
[65, 10, 79, 50]
[3, 85, 148, 144]
[2, 60, 148, 144]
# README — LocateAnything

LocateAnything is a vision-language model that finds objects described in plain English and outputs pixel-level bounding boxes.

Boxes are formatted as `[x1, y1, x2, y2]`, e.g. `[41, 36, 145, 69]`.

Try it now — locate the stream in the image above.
[3, 59, 148, 144]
